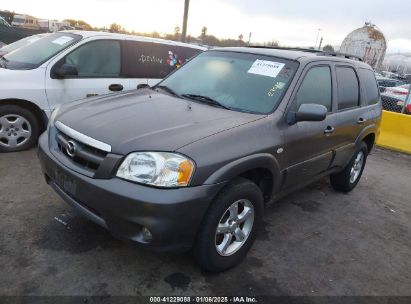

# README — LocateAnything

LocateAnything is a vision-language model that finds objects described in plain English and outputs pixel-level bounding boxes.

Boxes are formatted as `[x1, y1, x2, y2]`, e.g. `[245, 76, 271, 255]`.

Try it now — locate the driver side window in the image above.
[65, 40, 121, 77]
[293, 66, 332, 112]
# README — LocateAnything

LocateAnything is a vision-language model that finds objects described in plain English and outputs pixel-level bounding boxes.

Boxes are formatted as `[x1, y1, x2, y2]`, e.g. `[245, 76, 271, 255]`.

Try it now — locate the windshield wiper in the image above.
[181, 94, 231, 110]
[156, 85, 180, 97]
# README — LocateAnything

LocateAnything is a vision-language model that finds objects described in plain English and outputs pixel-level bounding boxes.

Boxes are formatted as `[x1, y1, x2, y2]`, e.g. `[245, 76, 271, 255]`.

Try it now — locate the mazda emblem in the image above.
[66, 140, 77, 158]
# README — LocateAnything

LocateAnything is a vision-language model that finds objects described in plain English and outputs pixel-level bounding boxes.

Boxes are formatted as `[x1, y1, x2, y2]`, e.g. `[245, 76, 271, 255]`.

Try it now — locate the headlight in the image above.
[116, 152, 195, 187]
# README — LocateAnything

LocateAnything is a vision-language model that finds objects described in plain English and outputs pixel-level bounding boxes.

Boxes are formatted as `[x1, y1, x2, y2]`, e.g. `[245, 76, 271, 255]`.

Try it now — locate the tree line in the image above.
[106, 24, 250, 47]
[0, 9, 336, 50]
[104, 24, 335, 51]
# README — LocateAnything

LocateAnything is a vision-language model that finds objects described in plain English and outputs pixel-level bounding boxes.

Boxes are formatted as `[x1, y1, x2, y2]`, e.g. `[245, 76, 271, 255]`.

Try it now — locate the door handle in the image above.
[357, 117, 366, 124]
[109, 84, 124, 92]
[324, 126, 335, 134]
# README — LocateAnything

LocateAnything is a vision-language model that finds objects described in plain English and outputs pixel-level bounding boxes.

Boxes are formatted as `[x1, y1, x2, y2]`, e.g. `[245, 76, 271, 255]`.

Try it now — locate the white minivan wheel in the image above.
[0, 105, 40, 152]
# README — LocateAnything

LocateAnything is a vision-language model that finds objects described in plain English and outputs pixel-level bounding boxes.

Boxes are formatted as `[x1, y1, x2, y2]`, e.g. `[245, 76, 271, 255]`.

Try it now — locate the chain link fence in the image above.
[379, 84, 411, 114]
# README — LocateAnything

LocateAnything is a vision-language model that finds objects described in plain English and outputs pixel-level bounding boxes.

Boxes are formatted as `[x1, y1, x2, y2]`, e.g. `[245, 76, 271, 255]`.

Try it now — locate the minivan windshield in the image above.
[2, 33, 81, 70]
[0, 34, 48, 55]
[159, 51, 299, 114]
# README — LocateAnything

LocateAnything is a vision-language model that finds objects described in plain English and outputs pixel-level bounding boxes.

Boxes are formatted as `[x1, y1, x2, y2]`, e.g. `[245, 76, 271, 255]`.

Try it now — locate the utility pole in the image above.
[181, 0, 190, 42]
[315, 28, 322, 48]
[248, 32, 252, 46]
[318, 37, 323, 50]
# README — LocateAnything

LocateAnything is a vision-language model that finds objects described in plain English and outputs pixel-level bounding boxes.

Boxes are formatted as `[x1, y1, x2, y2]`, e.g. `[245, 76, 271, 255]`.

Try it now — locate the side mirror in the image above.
[296, 104, 327, 122]
[54, 63, 78, 79]
[288, 103, 327, 124]
[137, 83, 150, 90]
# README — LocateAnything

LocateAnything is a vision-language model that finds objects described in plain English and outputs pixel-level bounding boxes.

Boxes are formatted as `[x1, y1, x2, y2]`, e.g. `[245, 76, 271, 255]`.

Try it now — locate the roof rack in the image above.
[318, 51, 363, 61]
[247, 46, 363, 61]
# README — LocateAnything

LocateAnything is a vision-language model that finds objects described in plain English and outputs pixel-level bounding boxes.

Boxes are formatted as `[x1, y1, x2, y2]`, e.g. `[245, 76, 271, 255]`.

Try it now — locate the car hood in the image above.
[55, 89, 264, 154]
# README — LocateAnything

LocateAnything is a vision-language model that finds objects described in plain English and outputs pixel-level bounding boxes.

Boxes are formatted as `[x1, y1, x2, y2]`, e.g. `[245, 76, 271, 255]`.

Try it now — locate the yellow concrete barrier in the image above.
[376, 110, 411, 154]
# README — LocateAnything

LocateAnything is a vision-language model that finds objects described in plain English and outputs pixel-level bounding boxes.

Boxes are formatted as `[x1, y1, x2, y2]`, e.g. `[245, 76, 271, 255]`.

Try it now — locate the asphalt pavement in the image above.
[1, 147, 410, 296]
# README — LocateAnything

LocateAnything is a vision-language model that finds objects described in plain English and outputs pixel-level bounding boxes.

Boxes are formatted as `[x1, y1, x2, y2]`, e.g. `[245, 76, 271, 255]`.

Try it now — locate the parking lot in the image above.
[1, 147, 411, 296]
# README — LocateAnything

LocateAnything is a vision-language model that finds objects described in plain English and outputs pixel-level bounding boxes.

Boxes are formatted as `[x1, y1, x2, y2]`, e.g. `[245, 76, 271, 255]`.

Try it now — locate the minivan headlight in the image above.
[116, 152, 195, 187]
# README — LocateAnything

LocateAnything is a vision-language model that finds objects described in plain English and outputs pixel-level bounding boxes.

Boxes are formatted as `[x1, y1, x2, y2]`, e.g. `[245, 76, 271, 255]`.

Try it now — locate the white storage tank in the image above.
[339, 23, 387, 69]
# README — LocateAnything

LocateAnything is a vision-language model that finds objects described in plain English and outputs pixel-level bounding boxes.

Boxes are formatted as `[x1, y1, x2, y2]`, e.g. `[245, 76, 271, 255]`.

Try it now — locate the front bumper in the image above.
[38, 132, 226, 251]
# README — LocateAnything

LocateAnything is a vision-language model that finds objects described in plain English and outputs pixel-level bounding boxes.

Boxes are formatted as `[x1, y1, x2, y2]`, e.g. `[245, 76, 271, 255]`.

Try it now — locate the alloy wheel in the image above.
[350, 151, 364, 183]
[215, 199, 255, 256]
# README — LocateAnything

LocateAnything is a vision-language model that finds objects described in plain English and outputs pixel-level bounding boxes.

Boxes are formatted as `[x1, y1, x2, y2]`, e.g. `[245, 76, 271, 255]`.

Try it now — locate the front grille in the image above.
[56, 132, 108, 172]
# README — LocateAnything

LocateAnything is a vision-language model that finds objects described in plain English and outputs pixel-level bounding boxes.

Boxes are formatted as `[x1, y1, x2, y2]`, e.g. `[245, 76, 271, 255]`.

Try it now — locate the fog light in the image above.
[142, 227, 152, 242]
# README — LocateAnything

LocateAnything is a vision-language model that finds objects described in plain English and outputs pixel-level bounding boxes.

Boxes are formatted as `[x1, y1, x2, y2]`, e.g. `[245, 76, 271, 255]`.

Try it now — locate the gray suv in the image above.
[38, 47, 381, 272]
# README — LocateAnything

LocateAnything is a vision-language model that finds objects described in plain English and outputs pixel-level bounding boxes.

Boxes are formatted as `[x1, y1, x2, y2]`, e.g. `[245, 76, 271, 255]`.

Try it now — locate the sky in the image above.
[1, 0, 411, 53]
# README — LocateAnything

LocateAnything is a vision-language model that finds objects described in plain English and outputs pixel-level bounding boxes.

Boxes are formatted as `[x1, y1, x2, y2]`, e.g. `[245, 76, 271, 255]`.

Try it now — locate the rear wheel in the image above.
[193, 178, 264, 273]
[330, 142, 368, 193]
[0, 105, 40, 152]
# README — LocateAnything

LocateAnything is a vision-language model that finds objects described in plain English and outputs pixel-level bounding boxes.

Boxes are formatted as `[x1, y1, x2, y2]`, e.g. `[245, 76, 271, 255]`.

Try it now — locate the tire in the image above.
[0, 105, 40, 152]
[193, 177, 264, 273]
[330, 142, 368, 193]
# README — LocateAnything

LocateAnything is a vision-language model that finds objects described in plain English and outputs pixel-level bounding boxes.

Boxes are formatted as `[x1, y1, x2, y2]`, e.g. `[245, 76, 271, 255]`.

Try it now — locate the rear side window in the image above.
[293, 66, 332, 112]
[65, 40, 121, 77]
[125, 41, 202, 79]
[359, 69, 380, 105]
[336, 67, 360, 110]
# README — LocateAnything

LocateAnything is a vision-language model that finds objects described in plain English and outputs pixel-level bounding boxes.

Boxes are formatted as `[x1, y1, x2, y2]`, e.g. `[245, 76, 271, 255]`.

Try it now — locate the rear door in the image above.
[146, 43, 203, 87]
[331, 64, 368, 168]
[124, 39, 203, 88]
[282, 63, 338, 188]
[45, 38, 130, 109]
[123, 40, 153, 89]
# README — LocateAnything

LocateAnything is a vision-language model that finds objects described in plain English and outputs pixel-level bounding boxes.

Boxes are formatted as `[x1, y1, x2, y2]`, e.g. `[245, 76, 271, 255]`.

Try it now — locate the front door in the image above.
[45, 39, 130, 110]
[282, 64, 338, 188]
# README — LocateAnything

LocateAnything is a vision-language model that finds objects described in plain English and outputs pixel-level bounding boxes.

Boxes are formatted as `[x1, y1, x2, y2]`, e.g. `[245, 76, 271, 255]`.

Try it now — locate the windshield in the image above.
[0, 34, 47, 54]
[2, 33, 81, 70]
[159, 51, 298, 114]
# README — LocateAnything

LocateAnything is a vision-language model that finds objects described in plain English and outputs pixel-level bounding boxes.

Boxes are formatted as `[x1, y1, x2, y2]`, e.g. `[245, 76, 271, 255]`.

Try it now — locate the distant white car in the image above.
[0, 31, 206, 152]
[381, 84, 410, 102]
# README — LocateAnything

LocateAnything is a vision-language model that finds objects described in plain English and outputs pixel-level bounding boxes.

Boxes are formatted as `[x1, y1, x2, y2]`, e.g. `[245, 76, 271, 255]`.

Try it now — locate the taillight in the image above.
[387, 88, 408, 95]
[385, 88, 408, 96]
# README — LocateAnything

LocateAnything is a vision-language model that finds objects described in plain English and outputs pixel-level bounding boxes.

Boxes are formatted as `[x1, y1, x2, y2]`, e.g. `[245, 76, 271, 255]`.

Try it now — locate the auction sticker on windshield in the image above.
[52, 36, 74, 46]
[248, 60, 285, 78]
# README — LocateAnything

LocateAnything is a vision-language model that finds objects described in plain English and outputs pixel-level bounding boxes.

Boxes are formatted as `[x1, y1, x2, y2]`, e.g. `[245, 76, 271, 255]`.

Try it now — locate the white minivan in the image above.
[0, 31, 205, 152]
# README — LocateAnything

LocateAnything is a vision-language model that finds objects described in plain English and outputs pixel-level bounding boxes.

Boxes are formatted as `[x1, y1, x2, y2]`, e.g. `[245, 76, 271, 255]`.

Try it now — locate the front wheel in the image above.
[193, 178, 264, 273]
[330, 142, 368, 193]
[0, 105, 40, 152]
